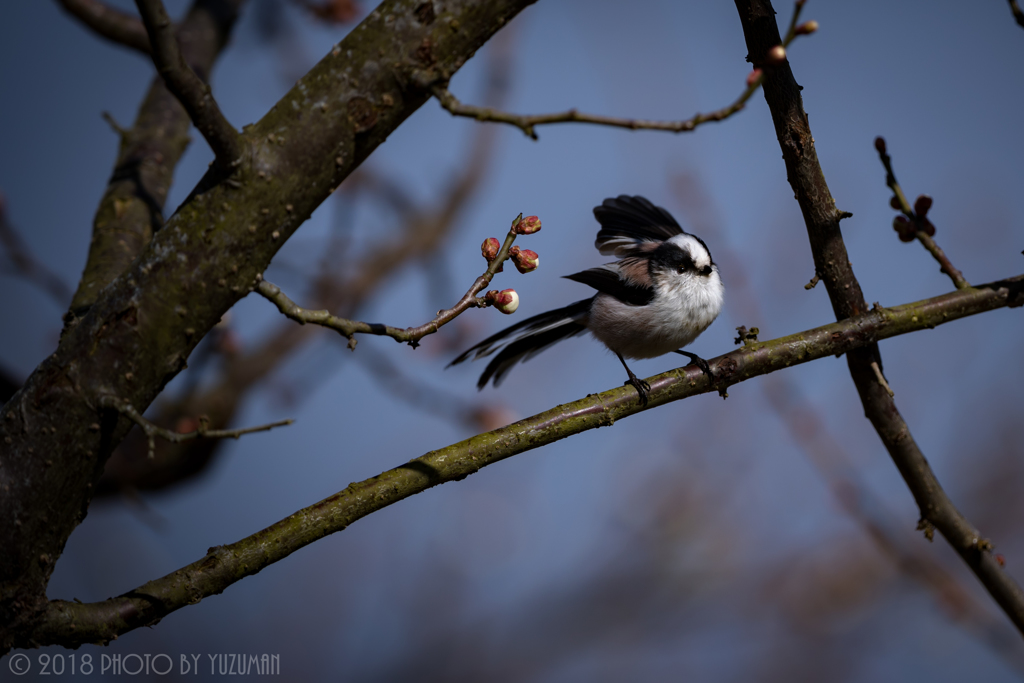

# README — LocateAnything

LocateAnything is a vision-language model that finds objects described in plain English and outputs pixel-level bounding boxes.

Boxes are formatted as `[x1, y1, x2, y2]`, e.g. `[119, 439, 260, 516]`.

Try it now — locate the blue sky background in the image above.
[2, 0, 1024, 680]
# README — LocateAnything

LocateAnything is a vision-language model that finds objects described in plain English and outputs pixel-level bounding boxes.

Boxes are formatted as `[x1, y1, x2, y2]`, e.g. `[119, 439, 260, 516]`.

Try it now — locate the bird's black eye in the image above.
[677, 264, 687, 274]
[700, 265, 712, 276]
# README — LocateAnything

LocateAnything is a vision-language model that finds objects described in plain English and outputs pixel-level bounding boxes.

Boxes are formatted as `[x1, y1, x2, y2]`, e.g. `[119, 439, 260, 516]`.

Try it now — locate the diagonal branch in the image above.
[134, 0, 242, 164]
[21, 273, 1023, 648]
[1, 1, 539, 650]
[56, 0, 151, 54]
[735, 0, 1024, 637]
[67, 0, 247, 320]
[1011, 0, 1024, 29]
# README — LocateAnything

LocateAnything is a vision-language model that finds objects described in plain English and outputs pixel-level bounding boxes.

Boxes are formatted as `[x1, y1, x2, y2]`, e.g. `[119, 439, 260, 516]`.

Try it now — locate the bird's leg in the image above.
[616, 352, 650, 406]
[674, 350, 714, 383]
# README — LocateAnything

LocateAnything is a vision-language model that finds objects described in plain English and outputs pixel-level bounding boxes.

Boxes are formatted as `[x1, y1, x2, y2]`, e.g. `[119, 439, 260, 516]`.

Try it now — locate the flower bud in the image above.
[746, 68, 763, 87]
[515, 215, 542, 234]
[913, 194, 933, 218]
[512, 248, 539, 274]
[889, 196, 902, 210]
[493, 289, 519, 314]
[893, 215, 915, 242]
[765, 45, 786, 65]
[874, 136, 887, 155]
[481, 237, 500, 261]
[794, 20, 818, 35]
[919, 217, 936, 236]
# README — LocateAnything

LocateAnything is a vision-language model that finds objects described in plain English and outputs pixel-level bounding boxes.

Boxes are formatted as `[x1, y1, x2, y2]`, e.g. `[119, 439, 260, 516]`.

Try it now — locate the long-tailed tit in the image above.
[450, 195, 724, 405]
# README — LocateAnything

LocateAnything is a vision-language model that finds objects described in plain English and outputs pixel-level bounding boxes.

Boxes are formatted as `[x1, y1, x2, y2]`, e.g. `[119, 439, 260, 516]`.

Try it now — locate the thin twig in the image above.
[0, 193, 72, 306]
[432, 0, 811, 140]
[257, 215, 532, 349]
[134, 0, 242, 164]
[57, 0, 151, 54]
[1010, 0, 1024, 29]
[99, 396, 293, 459]
[24, 272, 1024, 648]
[875, 137, 970, 290]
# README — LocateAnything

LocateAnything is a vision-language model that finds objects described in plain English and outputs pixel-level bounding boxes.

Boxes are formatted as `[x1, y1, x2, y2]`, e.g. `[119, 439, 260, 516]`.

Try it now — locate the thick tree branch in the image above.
[18, 274, 1023, 648]
[135, 0, 243, 164]
[1, 0, 537, 652]
[735, 0, 1024, 636]
[94, 34, 521, 497]
[69, 0, 246, 318]
[56, 0, 151, 54]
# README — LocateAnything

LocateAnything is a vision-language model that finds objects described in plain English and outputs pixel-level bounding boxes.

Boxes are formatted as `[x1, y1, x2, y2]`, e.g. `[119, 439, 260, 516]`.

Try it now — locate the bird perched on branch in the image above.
[451, 195, 724, 405]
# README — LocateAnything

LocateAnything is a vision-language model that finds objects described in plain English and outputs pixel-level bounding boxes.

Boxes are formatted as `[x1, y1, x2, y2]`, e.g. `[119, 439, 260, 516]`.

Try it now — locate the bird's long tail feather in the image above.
[449, 299, 591, 389]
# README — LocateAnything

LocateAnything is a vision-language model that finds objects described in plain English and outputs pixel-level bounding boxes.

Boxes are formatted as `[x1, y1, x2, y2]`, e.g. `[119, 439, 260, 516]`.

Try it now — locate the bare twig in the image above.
[735, 0, 1024, 637]
[22, 272, 1024, 648]
[257, 215, 534, 349]
[134, 0, 242, 164]
[1010, 0, 1024, 29]
[432, 0, 813, 140]
[875, 137, 969, 290]
[0, 193, 72, 306]
[57, 0, 151, 54]
[99, 395, 292, 460]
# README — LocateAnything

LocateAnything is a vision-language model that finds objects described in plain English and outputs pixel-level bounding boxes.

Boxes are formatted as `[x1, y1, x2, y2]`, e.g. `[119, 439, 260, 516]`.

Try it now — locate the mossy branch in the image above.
[21, 273, 1022, 648]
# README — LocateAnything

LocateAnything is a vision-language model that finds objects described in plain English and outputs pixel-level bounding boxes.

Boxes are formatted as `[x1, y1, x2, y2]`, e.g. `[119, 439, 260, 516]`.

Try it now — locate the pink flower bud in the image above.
[481, 237, 500, 262]
[515, 215, 542, 234]
[794, 20, 818, 35]
[765, 45, 786, 65]
[512, 248, 539, 274]
[493, 289, 519, 314]
[746, 68, 763, 87]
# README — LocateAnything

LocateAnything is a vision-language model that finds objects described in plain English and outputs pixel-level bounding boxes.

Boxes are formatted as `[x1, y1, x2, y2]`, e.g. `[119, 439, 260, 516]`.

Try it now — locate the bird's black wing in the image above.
[593, 195, 683, 256]
[564, 266, 654, 306]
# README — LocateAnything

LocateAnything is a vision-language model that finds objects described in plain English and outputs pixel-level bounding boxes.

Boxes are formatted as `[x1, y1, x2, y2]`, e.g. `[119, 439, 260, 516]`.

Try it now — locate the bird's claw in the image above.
[624, 376, 651, 406]
[675, 350, 714, 383]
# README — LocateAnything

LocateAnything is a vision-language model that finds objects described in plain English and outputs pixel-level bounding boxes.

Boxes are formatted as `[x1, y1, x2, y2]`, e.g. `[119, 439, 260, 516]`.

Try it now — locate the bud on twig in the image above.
[874, 136, 887, 155]
[515, 215, 542, 235]
[746, 68, 763, 88]
[493, 289, 519, 314]
[893, 215, 915, 242]
[766, 45, 786, 65]
[481, 237, 500, 262]
[794, 20, 818, 35]
[511, 248, 539, 274]
[914, 194, 933, 218]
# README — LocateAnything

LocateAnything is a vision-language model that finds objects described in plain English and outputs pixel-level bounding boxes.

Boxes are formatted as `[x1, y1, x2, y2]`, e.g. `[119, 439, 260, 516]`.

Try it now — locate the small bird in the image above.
[450, 195, 724, 405]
